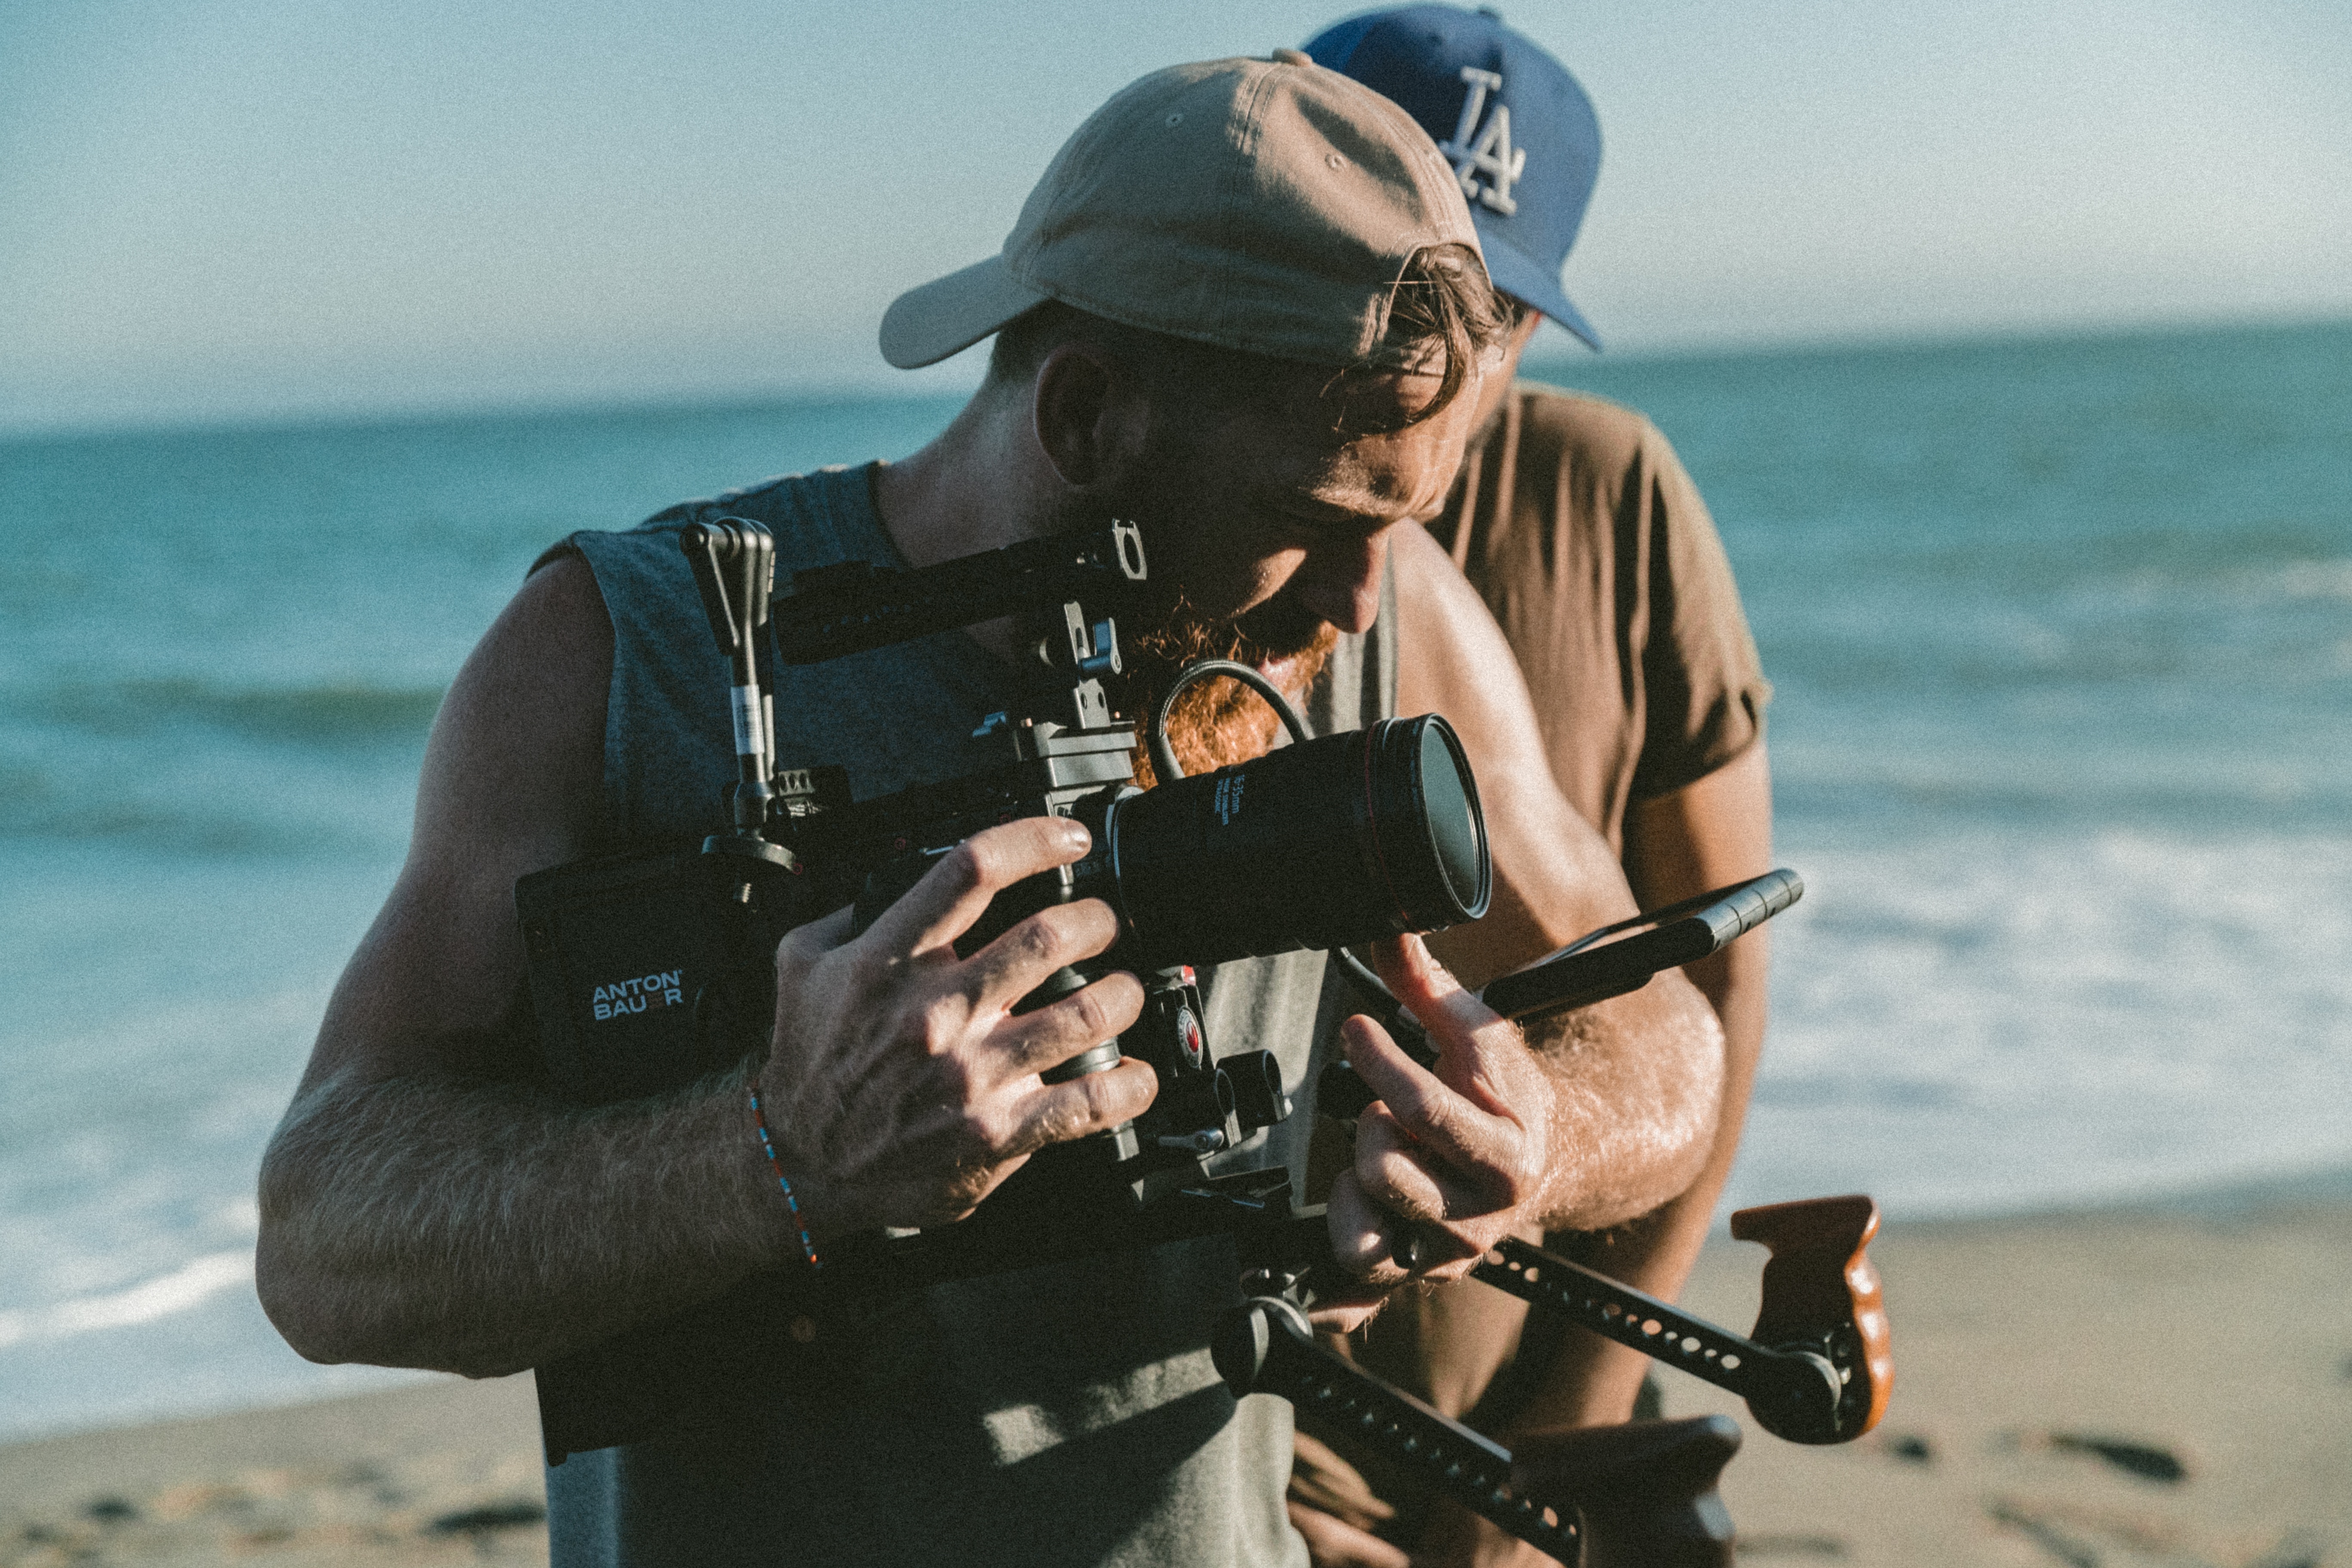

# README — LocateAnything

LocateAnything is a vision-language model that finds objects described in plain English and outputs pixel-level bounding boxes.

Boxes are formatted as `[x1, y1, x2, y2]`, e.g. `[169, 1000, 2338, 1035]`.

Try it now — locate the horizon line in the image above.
[6, 306, 2346, 449]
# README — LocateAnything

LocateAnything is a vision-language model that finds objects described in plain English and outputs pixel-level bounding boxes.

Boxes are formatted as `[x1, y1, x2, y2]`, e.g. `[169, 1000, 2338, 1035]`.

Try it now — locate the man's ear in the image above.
[1031, 343, 1146, 491]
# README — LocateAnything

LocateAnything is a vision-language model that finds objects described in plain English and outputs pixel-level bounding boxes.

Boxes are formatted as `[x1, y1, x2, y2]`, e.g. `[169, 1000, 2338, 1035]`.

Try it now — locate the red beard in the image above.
[1117, 596, 1339, 788]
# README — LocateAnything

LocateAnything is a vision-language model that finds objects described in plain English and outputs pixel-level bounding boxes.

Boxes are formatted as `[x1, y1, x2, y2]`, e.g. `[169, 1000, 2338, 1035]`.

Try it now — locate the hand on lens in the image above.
[1314, 933, 1554, 1332]
[758, 816, 1153, 1236]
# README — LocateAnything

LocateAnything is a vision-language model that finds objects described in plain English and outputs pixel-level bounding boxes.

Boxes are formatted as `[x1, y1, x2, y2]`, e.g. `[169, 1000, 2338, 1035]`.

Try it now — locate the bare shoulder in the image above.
[1390, 520, 1639, 977]
[1390, 521, 1542, 781]
[412, 551, 614, 862]
[296, 554, 613, 1089]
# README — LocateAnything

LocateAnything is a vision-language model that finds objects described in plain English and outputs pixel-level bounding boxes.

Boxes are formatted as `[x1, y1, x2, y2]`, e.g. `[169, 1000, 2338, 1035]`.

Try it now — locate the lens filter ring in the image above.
[1363, 716, 1491, 931]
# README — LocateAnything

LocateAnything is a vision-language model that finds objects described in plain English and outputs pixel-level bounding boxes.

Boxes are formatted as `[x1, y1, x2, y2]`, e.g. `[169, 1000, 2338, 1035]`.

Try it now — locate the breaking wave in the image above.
[16, 678, 446, 747]
[0, 1250, 254, 1351]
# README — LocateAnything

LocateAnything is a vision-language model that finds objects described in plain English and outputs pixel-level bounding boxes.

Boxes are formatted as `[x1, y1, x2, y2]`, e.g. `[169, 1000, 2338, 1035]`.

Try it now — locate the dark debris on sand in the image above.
[2044, 1433, 2190, 1486]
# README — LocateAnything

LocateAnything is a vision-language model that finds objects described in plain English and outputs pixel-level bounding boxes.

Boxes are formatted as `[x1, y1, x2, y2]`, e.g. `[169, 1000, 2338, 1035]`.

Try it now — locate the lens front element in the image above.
[1369, 716, 1491, 934]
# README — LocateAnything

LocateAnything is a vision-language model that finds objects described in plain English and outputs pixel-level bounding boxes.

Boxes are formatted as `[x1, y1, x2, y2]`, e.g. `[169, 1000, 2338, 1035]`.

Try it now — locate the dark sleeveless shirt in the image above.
[540, 463, 1394, 1568]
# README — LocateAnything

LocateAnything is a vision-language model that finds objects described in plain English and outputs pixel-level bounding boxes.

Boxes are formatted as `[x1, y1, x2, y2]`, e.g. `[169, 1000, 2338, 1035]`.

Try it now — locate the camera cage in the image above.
[514, 515, 1868, 1565]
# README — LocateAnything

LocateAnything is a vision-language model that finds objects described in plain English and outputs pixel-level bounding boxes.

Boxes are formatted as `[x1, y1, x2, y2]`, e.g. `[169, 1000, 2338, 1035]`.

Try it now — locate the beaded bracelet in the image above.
[747, 1087, 821, 1270]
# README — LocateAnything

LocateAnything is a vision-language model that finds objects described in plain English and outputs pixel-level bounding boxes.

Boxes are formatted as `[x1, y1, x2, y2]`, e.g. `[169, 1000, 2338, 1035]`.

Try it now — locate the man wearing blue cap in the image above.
[1292, 10, 1776, 1564]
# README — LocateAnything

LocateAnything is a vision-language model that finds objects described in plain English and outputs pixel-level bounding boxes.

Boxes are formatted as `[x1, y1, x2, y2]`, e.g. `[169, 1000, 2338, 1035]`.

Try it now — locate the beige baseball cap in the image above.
[879, 52, 1485, 371]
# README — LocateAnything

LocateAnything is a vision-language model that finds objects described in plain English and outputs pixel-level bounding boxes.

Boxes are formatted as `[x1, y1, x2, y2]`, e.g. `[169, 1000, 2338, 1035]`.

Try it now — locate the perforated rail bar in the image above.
[1215, 1296, 1582, 1563]
[1474, 1195, 1890, 1447]
[1476, 1240, 1843, 1444]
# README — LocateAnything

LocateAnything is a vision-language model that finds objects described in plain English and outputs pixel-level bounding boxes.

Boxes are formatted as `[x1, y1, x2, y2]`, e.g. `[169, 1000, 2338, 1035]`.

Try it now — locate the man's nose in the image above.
[1290, 530, 1392, 635]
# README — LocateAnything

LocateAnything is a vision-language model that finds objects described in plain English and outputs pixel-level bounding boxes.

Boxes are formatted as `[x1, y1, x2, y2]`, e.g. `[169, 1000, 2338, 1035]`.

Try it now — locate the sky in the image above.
[2, 0, 2348, 435]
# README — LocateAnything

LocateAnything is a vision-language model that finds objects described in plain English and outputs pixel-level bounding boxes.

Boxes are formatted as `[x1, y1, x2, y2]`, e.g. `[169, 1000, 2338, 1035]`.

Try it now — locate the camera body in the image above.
[781, 699, 1292, 1213]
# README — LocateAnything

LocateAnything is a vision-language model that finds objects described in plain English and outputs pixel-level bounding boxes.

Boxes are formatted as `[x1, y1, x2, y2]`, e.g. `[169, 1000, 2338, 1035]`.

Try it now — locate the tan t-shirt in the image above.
[1435, 381, 1769, 853]
[1292, 383, 1770, 1544]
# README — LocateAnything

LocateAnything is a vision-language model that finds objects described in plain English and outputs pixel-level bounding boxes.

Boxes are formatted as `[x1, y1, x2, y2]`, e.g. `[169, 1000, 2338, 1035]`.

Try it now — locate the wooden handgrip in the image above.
[1729, 1194, 1892, 1441]
[1513, 1415, 1741, 1568]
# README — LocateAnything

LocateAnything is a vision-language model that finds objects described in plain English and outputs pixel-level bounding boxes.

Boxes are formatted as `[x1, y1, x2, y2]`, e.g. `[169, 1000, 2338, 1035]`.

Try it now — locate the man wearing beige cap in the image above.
[256, 54, 1723, 1567]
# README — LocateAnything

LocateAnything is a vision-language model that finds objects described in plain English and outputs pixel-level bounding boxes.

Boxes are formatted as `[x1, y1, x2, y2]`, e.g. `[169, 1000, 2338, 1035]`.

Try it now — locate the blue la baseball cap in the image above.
[1304, 6, 1603, 350]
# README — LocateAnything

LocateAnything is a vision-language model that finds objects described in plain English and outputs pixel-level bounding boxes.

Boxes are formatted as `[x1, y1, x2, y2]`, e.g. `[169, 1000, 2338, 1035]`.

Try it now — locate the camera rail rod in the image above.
[771, 518, 1145, 665]
[1320, 870, 1805, 1124]
[1480, 867, 1804, 1022]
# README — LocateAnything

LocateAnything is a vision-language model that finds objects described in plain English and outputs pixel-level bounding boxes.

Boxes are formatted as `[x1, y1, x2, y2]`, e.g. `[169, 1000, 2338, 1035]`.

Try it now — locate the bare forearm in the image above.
[256, 1067, 796, 1378]
[1651, 935, 1770, 1256]
[1567, 744, 1777, 1301]
[1524, 969, 1724, 1235]
[1502, 831, 1771, 1438]
[1484, 962, 1759, 1441]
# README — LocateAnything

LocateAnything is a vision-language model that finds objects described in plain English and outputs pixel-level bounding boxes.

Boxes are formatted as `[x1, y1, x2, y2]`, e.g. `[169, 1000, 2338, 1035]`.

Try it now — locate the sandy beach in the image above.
[1671, 1182, 2352, 1567]
[5, 1181, 2347, 1567]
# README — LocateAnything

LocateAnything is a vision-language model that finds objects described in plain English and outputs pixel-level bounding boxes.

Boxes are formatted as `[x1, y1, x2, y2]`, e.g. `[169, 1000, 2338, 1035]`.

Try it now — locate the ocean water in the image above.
[2, 320, 2347, 1440]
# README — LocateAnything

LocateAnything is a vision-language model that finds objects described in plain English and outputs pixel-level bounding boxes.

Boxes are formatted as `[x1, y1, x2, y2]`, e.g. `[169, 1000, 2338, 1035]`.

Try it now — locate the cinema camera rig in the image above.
[513, 518, 1892, 1564]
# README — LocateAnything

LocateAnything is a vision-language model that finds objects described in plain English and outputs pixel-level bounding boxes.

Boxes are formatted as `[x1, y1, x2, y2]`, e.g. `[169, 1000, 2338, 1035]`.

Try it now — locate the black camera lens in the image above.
[1369, 714, 1488, 932]
[1104, 714, 1490, 969]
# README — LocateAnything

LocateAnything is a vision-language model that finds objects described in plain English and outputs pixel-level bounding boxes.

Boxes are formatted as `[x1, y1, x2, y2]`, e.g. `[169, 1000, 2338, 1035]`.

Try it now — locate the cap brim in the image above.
[879, 256, 1051, 370]
[1475, 222, 1602, 352]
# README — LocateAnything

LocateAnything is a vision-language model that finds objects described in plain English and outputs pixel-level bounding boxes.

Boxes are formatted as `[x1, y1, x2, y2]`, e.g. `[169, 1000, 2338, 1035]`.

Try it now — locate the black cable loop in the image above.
[1147, 658, 1311, 784]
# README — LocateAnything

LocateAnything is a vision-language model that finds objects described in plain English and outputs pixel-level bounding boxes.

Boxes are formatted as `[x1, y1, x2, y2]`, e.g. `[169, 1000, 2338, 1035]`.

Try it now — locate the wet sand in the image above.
[5, 1183, 2348, 1566]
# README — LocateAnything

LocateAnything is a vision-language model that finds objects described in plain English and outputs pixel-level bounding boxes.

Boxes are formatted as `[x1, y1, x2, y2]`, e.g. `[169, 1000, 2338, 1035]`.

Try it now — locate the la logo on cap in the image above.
[1437, 66, 1525, 216]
